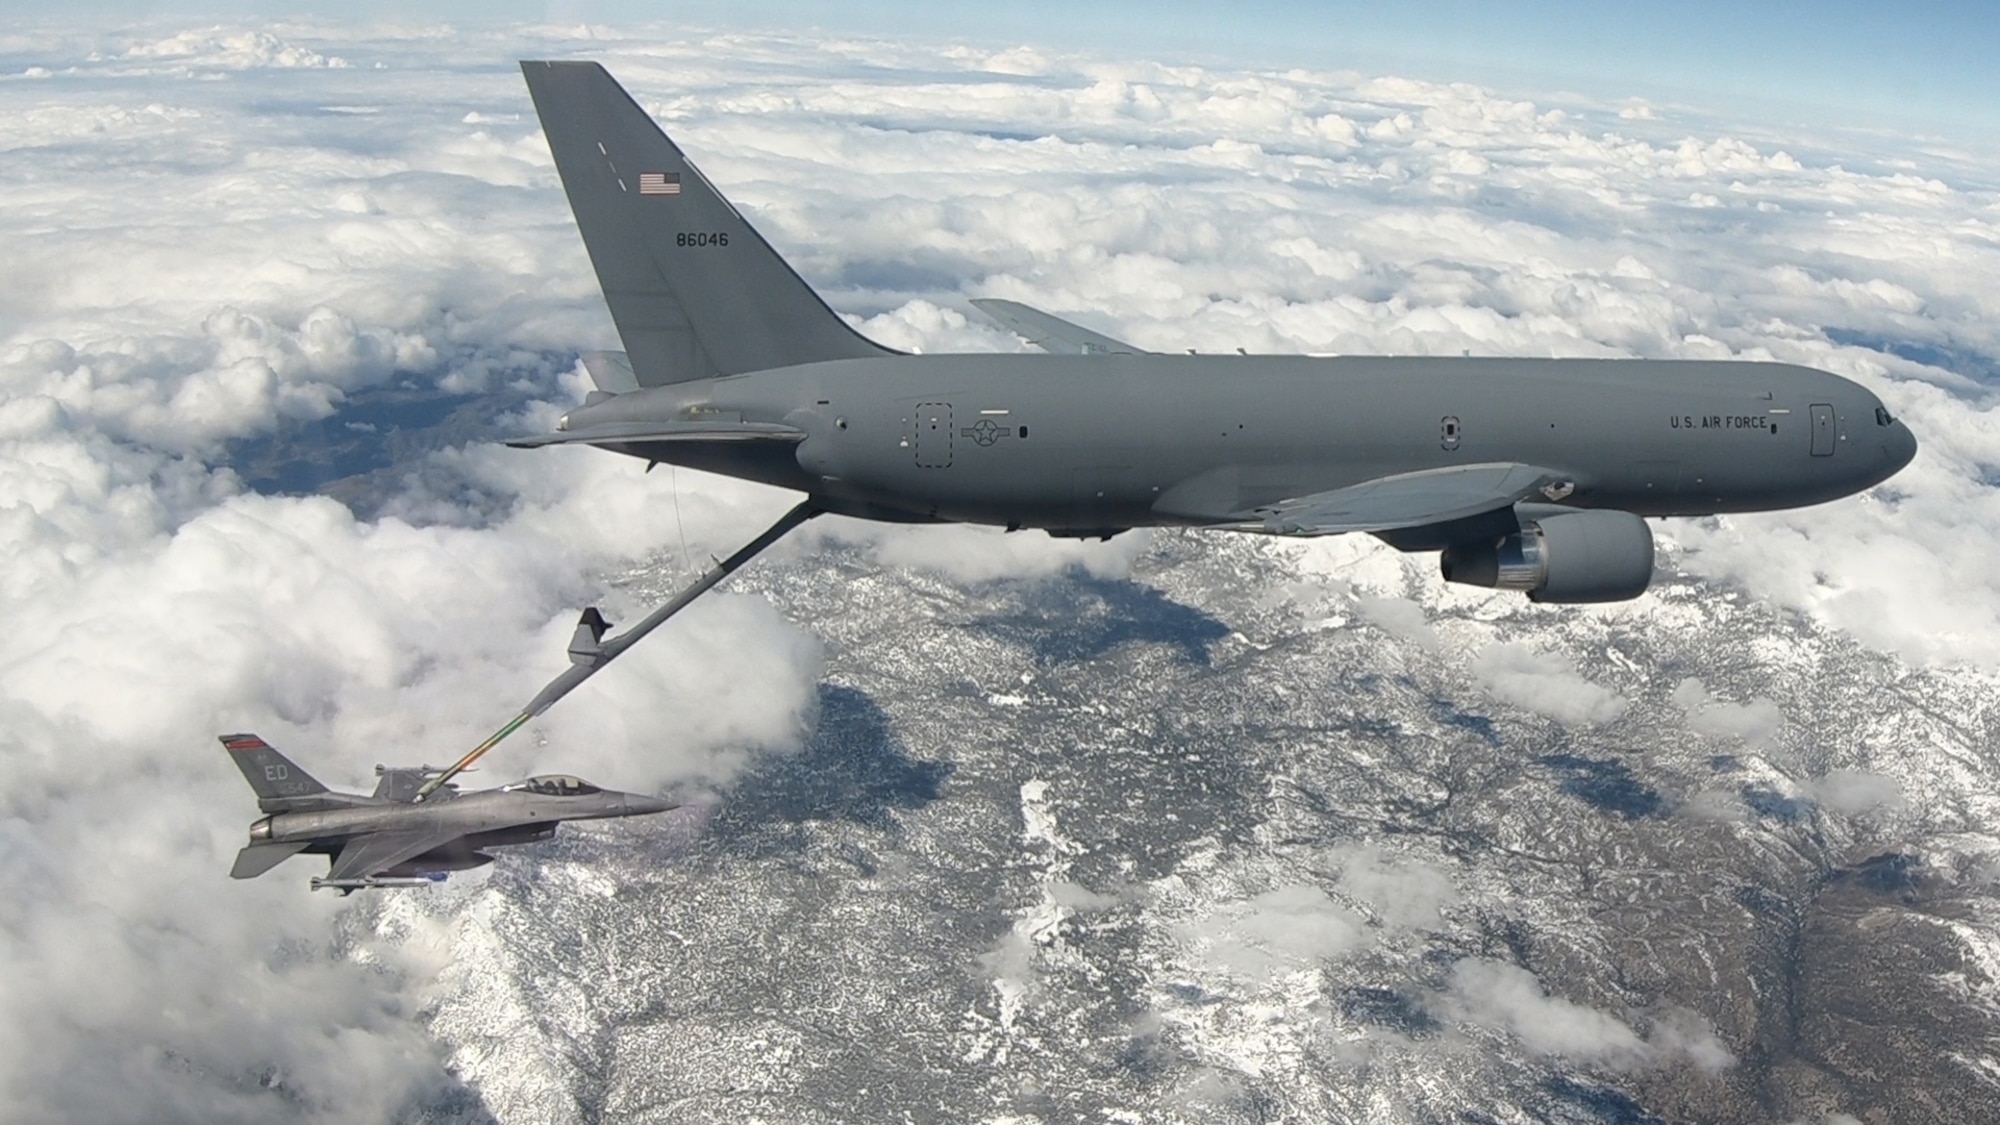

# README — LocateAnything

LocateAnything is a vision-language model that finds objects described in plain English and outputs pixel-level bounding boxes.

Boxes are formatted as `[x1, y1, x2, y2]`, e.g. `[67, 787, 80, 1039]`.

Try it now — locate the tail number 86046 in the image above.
[676, 231, 729, 247]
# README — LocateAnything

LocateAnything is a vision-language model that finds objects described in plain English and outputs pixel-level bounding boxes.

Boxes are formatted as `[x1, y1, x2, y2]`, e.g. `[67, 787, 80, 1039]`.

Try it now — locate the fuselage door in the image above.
[1809, 403, 1836, 456]
[914, 402, 952, 468]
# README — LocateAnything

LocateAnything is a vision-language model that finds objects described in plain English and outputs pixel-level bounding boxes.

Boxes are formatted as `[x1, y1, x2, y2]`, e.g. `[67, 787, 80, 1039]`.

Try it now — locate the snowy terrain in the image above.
[0, 19, 1996, 1124]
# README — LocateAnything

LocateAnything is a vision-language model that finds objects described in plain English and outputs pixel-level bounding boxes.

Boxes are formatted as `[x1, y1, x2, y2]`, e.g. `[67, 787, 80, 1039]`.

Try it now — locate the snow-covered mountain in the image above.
[5, 20, 1995, 1124]
[369, 528, 1999, 1124]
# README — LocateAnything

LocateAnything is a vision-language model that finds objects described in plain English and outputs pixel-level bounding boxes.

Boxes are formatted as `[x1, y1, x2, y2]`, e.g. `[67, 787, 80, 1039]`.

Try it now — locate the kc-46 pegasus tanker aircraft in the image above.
[509, 61, 1916, 607]
[229, 62, 1923, 819]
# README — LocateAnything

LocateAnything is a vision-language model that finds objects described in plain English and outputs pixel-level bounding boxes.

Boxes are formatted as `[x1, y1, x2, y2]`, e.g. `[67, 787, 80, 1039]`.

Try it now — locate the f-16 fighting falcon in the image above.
[409, 61, 1923, 797]
[222, 734, 675, 892]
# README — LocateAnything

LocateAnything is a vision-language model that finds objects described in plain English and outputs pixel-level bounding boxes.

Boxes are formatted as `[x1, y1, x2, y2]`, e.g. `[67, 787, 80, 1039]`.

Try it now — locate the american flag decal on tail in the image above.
[638, 171, 681, 196]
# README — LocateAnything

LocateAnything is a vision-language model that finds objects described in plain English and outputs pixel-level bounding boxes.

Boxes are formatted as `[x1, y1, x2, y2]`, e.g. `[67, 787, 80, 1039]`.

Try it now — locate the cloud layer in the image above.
[0, 15, 1995, 1123]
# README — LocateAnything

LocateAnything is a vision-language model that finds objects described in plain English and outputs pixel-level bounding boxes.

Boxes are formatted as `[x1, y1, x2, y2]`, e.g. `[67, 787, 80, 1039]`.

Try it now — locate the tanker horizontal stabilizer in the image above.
[505, 420, 808, 449]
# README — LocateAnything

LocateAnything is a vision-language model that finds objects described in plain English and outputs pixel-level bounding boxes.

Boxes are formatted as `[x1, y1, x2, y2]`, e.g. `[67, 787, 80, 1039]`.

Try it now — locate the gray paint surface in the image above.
[222, 734, 674, 891]
[515, 62, 1917, 597]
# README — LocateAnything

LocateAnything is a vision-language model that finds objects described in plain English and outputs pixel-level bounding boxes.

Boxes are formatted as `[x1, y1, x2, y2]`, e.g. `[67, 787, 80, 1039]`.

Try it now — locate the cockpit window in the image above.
[1876, 406, 1894, 426]
[503, 774, 602, 797]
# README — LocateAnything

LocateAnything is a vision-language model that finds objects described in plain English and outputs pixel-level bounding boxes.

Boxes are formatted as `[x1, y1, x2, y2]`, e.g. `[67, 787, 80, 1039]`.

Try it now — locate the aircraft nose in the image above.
[1885, 420, 1918, 474]
[621, 793, 676, 816]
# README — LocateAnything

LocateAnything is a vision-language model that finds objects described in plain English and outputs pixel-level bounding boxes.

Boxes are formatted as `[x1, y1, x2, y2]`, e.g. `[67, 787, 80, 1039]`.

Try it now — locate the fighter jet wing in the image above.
[1245, 462, 1572, 535]
[324, 829, 461, 882]
[971, 298, 1147, 355]
[506, 420, 807, 449]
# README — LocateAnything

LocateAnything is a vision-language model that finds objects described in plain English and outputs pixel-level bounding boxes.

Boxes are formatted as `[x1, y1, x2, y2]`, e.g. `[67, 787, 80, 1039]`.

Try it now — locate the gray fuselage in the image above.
[253, 785, 668, 872]
[565, 354, 1916, 532]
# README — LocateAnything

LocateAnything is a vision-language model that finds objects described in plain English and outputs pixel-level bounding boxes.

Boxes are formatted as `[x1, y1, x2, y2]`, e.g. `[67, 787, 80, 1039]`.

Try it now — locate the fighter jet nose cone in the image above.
[622, 794, 676, 816]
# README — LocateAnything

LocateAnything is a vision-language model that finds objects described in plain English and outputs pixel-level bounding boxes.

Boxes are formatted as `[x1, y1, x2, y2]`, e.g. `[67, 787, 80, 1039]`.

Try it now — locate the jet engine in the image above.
[1439, 509, 1654, 603]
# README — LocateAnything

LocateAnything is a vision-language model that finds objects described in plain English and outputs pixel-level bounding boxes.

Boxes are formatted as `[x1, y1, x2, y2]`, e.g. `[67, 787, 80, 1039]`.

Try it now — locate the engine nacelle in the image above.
[1439, 509, 1654, 603]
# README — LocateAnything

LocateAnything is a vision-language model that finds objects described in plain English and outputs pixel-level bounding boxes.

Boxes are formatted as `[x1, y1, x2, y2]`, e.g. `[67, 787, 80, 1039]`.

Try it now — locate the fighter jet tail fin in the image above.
[521, 60, 896, 386]
[220, 734, 344, 814]
[230, 841, 311, 879]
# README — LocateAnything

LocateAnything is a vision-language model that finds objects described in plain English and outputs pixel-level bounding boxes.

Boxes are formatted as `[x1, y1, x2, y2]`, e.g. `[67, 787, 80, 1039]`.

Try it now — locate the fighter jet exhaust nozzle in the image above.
[1440, 509, 1654, 604]
[248, 816, 274, 841]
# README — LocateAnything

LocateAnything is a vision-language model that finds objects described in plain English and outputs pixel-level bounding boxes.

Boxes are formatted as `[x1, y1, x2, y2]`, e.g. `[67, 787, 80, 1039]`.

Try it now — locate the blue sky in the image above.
[40, 0, 2000, 137]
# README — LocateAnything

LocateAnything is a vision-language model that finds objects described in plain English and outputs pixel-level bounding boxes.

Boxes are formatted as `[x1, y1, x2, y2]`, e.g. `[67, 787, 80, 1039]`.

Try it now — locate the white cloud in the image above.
[1176, 884, 1367, 983]
[1353, 594, 1441, 650]
[1808, 769, 1904, 815]
[1642, 1005, 1738, 1073]
[1471, 643, 1628, 726]
[122, 28, 351, 70]
[0, 31, 837, 1119]
[1438, 960, 1733, 1071]
[1679, 787, 1752, 823]
[1440, 958, 1649, 1064]
[0, 13, 1993, 1119]
[1330, 844, 1456, 930]
[1672, 677, 1785, 746]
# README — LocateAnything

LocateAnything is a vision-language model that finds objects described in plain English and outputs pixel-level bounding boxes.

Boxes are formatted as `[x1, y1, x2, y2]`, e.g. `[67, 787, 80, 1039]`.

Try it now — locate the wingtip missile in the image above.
[311, 873, 447, 894]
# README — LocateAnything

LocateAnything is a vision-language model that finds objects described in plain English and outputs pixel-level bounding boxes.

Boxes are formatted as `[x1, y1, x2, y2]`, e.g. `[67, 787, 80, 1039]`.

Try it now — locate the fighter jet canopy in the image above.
[502, 775, 603, 796]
